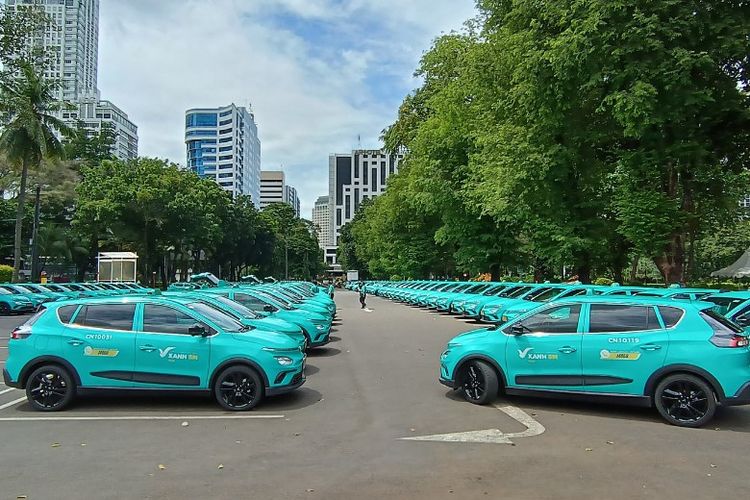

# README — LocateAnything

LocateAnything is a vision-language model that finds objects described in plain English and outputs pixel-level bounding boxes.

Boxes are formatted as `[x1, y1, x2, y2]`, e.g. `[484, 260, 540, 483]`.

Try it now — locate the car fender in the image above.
[209, 357, 270, 390]
[452, 353, 508, 388]
[18, 355, 82, 388]
[644, 364, 726, 402]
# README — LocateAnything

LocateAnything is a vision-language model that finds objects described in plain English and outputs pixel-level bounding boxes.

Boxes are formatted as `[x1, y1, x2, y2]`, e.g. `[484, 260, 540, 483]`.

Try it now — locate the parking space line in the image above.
[0, 387, 16, 395]
[0, 414, 286, 422]
[0, 397, 27, 411]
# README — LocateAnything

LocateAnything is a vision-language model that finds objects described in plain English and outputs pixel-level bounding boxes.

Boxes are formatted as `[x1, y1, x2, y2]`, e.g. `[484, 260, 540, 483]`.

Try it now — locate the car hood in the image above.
[450, 328, 493, 344]
[231, 329, 299, 349]
[251, 317, 301, 335]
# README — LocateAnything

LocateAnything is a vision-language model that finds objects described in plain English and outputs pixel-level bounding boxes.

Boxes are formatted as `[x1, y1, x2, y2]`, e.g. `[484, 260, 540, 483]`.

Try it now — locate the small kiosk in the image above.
[97, 252, 138, 283]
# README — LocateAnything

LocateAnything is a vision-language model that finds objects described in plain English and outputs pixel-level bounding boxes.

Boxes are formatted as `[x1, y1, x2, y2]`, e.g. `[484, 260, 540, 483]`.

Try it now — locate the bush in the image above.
[390, 274, 403, 281]
[593, 277, 614, 286]
[0, 265, 12, 283]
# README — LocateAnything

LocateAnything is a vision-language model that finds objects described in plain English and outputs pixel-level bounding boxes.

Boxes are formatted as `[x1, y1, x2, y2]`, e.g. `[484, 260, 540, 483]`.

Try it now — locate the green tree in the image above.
[0, 62, 67, 281]
[63, 121, 117, 165]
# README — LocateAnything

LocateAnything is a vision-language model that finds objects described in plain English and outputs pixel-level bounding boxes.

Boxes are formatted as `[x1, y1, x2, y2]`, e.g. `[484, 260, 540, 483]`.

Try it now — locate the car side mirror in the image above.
[188, 324, 209, 337]
[510, 323, 526, 336]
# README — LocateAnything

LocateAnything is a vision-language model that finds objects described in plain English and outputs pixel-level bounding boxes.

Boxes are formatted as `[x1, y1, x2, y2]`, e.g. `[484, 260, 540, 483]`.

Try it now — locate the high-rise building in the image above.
[3, 0, 138, 161]
[328, 149, 404, 261]
[284, 185, 300, 218]
[260, 170, 284, 209]
[312, 196, 332, 251]
[185, 104, 262, 204]
[260, 170, 301, 216]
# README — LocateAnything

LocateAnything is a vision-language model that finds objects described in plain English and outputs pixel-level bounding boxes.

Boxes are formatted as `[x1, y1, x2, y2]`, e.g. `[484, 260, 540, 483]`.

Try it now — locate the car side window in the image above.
[508, 305, 582, 335]
[73, 304, 135, 331]
[588, 304, 661, 333]
[558, 288, 587, 298]
[658, 306, 685, 328]
[142, 305, 203, 335]
[57, 305, 79, 324]
[672, 293, 691, 300]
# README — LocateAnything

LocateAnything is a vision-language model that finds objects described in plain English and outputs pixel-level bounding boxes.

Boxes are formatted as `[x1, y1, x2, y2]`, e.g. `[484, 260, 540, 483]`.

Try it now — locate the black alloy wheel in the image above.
[461, 360, 499, 405]
[26, 365, 75, 411]
[0, 302, 10, 315]
[655, 374, 716, 427]
[214, 366, 264, 411]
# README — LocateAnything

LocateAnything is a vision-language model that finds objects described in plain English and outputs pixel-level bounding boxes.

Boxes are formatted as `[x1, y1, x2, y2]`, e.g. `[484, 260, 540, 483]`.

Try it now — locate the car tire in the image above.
[0, 302, 9, 315]
[25, 364, 76, 411]
[460, 360, 499, 405]
[214, 365, 264, 411]
[654, 373, 717, 427]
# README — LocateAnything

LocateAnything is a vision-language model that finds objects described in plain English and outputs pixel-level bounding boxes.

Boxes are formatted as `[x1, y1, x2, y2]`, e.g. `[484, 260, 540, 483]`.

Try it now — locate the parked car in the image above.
[439, 296, 750, 427]
[3, 296, 305, 411]
[0, 287, 35, 315]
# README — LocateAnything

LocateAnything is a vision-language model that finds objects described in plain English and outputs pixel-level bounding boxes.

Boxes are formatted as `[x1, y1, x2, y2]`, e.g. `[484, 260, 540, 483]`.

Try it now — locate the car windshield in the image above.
[0, 288, 11, 295]
[527, 287, 566, 302]
[500, 286, 532, 298]
[185, 301, 247, 333]
[211, 295, 259, 319]
[252, 291, 292, 310]
[14, 285, 35, 293]
[1, 286, 20, 294]
[256, 291, 293, 309]
[34, 285, 54, 293]
[704, 297, 746, 316]
[483, 286, 505, 296]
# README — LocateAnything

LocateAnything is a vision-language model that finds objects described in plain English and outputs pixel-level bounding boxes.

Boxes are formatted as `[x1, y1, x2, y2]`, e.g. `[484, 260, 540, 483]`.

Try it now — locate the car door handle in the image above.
[67, 339, 84, 346]
[640, 344, 662, 351]
[139, 345, 156, 352]
[558, 346, 577, 354]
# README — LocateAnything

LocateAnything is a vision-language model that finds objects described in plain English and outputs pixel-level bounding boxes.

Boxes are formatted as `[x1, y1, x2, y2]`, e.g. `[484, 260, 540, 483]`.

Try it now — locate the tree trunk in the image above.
[653, 234, 686, 285]
[629, 254, 639, 283]
[12, 158, 30, 282]
[30, 184, 41, 281]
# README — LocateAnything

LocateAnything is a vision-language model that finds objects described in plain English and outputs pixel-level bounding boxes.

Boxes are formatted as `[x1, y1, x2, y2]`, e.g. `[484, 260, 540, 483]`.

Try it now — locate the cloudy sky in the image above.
[97, 0, 477, 217]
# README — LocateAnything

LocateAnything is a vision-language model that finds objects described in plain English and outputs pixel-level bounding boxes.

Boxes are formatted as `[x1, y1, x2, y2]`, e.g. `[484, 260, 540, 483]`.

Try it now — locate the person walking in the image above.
[358, 282, 367, 309]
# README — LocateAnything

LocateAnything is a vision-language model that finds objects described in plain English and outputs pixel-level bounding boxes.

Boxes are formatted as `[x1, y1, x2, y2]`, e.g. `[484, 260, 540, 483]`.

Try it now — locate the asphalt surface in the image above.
[0, 292, 749, 499]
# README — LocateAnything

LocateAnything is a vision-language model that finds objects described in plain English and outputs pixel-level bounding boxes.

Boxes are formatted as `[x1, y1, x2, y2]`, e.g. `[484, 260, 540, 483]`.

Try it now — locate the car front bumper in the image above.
[439, 377, 456, 389]
[266, 371, 306, 396]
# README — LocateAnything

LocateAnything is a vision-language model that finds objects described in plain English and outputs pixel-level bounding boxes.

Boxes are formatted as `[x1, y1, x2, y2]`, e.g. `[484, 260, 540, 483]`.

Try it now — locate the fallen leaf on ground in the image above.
[181, 421, 189, 427]
[218, 464, 224, 469]
[158, 464, 167, 471]
[50, 443, 61, 448]
[606, 441, 614, 445]
[585, 448, 593, 452]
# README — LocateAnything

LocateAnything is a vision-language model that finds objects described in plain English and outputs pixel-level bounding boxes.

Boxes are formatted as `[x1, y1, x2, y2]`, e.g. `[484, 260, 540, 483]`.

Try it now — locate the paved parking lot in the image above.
[1, 292, 749, 499]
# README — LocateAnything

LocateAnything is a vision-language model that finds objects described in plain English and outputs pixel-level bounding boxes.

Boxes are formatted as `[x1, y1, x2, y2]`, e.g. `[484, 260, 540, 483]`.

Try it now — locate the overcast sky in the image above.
[98, 0, 476, 217]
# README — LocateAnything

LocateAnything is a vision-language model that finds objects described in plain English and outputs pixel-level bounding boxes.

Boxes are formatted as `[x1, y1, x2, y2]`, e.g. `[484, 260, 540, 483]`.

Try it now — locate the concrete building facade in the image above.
[185, 104, 262, 204]
[4, 0, 138, 160]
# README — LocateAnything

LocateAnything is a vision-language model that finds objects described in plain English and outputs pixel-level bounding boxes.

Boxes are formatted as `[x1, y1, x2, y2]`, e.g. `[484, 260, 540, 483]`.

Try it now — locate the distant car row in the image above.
[0, 282, 154, 314]
[3, 281, 335, 412]
[358, 280, 750, 427]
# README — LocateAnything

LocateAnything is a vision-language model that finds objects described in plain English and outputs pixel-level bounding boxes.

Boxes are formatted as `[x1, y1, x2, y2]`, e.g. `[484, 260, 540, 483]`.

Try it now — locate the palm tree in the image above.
[0, 62, 67, 282]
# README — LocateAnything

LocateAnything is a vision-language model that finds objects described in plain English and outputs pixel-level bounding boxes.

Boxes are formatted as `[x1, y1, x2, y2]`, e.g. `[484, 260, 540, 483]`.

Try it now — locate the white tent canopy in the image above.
[97, 252, 138, 282]
[711, 248, 750, 278]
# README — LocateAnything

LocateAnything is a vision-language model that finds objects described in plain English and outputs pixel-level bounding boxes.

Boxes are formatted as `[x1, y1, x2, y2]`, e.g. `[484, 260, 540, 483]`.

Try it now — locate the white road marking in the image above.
[401, 404, 545, 445]
[0, 396, 27, 411]
[0, 387, 16, 395]
[0, 414, 285, 422]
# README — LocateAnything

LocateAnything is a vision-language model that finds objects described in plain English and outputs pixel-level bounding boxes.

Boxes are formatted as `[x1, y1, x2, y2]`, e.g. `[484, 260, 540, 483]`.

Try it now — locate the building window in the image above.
[345, 195, 351, 219]
[372, 168, 378, 191]
[354, 189, 359, 211]
[185, 113, 218, 128]
[336, 209, 342, 226]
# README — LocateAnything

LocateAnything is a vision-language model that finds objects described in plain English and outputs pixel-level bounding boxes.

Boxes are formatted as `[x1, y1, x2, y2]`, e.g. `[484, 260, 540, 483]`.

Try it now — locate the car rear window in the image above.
[700, 309, 744, 334]
[658, 306, 685, 328]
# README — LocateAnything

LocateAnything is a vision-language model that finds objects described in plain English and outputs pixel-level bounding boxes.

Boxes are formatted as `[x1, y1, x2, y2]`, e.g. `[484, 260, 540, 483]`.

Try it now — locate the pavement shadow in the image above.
[328, 335, 342, 343]
[306, 347, 341, 358]
[442, 390, 750, 433]
[304, 363, 320, 376]
[259, 387, 324, 412]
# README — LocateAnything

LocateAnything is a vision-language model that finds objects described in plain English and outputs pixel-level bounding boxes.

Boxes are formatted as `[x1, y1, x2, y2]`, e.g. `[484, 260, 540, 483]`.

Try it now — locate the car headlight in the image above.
[316, 324, 324, 331]
[275, 356, 293, 366]
[440, 349, 451, 359]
